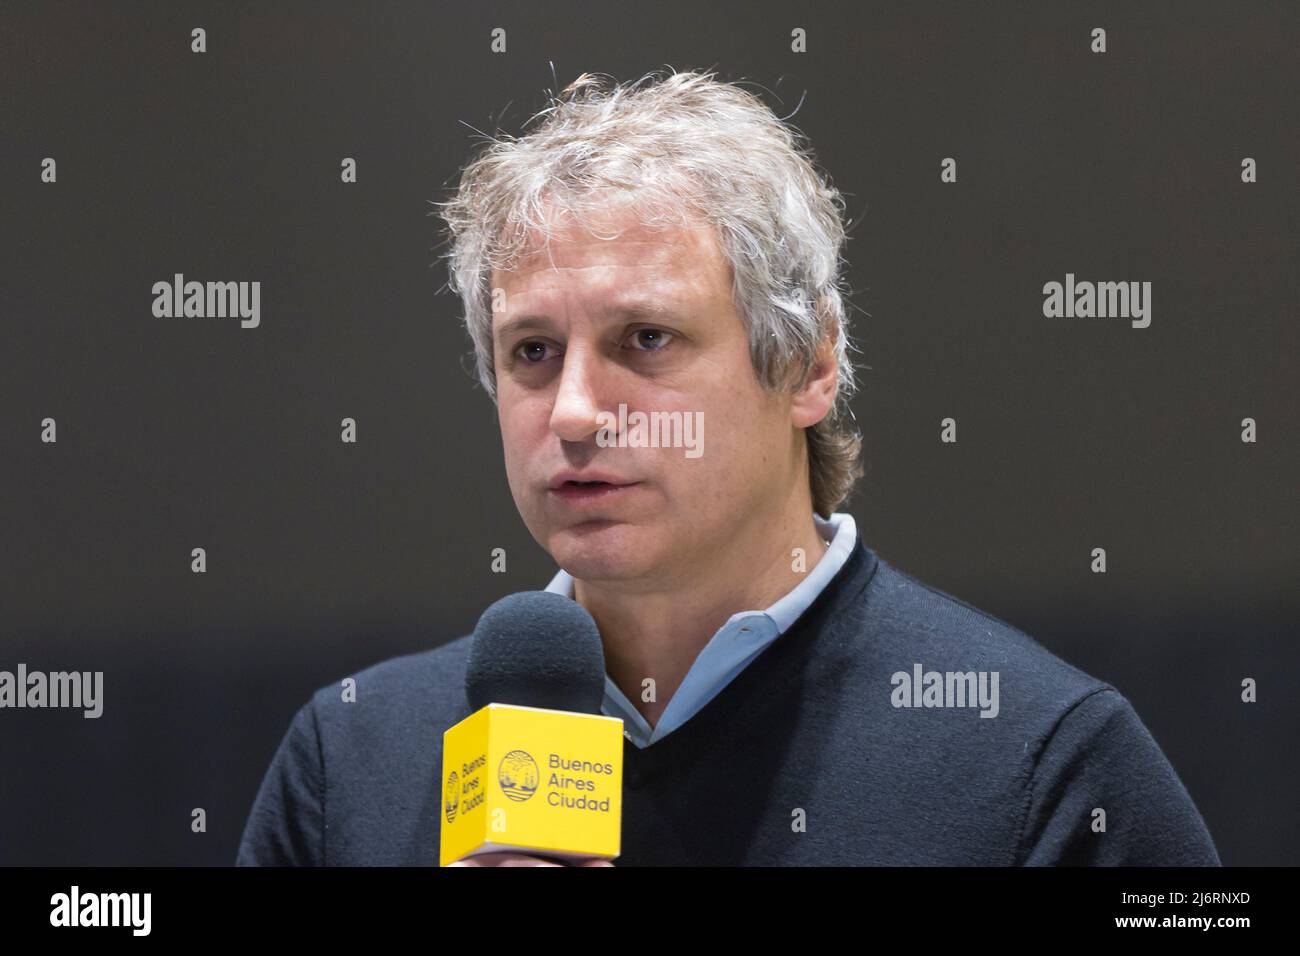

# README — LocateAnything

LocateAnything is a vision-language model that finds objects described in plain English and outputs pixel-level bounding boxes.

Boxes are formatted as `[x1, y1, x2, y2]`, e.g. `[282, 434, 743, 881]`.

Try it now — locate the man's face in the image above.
[491, 202, 804, 588]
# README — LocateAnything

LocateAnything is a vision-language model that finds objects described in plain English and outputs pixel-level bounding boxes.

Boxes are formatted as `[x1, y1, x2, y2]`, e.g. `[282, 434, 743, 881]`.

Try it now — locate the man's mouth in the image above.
[549, 479, 641, 501]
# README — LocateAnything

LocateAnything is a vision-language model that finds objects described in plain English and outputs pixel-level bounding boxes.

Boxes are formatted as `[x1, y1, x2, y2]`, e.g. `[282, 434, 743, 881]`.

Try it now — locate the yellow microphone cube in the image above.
[439, 703, 624, 865]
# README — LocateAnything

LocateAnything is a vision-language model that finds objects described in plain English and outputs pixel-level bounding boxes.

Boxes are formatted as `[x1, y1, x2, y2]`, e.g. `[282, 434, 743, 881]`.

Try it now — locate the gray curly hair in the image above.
[433, 67, 863, 517]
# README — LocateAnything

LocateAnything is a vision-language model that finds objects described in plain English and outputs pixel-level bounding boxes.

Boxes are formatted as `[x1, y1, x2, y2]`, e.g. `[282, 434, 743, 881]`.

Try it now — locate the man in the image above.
[237, 69, 1219, 866]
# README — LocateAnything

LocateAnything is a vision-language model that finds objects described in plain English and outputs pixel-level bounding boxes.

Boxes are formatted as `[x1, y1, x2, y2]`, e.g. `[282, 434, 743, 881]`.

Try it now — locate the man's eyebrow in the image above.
[495, 303, 685, 344]
[494, 315, 551, 344]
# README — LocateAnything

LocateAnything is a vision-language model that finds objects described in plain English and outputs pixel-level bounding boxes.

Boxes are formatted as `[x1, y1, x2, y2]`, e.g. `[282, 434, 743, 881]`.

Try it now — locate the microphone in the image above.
[440, 591, 625, 866]
[465, 590, 606, 715]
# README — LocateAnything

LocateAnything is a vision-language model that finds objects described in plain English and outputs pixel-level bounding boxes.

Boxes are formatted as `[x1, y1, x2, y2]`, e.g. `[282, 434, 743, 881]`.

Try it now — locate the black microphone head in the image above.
[465, 591, 606, 714]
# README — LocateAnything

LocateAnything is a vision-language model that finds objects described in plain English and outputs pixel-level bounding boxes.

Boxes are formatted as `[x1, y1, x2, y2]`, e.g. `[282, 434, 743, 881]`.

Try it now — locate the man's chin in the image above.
[547, 521, 657, 582]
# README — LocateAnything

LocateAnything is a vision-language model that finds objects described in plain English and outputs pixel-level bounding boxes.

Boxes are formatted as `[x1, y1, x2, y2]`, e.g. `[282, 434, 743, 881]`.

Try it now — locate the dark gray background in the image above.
[1, 0, 1295, 865]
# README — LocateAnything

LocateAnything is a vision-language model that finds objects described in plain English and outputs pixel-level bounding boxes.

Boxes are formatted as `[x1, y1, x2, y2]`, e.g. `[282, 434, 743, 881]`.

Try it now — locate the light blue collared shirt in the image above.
[543, 511, 858, 748]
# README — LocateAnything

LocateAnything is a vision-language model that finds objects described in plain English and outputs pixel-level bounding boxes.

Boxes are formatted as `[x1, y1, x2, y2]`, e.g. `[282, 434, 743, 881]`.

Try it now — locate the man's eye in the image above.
[624, 328, 674, 352]
[515, 341, 557, 363]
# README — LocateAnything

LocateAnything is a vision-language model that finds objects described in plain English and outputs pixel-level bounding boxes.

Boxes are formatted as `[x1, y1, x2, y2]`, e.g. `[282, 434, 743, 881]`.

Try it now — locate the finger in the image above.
[446, 852, 565, 867]
[499, 856, 564, 866]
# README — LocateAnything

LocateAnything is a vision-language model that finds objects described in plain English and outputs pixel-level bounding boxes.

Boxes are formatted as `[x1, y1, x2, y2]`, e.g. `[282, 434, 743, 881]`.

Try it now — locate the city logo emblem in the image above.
[498, 749, 539, 802]
[444, 770, 460, 823]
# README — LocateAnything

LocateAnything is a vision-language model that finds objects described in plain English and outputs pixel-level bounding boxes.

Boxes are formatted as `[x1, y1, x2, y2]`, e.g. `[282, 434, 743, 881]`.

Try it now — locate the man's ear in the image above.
[790, 327, 839, 429]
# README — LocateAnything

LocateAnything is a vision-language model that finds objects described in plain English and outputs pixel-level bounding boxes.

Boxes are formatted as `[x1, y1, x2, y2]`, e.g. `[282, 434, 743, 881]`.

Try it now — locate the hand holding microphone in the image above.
[440, 591, 624, 867]
[445, 852, 613, 867]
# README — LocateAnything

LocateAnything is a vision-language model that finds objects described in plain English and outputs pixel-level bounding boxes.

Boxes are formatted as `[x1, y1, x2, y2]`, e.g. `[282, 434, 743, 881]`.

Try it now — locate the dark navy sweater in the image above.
[236, 537, 1221, 866]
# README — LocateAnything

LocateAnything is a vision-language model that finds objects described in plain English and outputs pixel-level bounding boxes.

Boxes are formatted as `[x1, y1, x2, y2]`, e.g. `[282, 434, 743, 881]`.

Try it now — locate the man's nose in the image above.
[549, 344, 612, 443]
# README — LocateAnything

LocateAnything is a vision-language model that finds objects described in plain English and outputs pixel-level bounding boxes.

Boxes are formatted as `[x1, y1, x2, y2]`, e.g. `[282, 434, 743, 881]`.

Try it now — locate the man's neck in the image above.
[571, 504, 831, 730]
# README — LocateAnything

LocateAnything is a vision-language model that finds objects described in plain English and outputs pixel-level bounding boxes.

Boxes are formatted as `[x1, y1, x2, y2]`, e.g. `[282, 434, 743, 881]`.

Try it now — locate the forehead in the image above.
[490, 201, 731, 305]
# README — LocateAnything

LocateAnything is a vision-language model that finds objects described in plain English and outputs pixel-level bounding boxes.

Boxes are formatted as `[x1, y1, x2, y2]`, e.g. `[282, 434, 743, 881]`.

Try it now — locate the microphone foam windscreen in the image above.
[465, 591, 607, 715]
